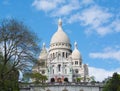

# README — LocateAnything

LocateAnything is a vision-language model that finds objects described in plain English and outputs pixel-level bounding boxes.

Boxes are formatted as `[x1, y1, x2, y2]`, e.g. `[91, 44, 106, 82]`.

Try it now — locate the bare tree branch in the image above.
[0, 18, 40, 82]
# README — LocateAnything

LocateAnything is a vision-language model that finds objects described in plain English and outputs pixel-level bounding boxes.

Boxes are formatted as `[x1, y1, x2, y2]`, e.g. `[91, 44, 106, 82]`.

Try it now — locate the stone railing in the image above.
[19, 82, 104, 87]
[19, 82, 104, 91]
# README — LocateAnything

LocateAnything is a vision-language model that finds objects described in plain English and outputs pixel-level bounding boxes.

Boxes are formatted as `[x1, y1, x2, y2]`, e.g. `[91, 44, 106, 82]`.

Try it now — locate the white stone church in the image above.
[32, 19, 89, 83]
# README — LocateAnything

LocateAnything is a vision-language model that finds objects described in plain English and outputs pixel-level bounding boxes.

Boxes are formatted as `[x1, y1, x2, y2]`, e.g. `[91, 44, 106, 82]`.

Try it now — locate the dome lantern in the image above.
[43, 42, 46, 49]
[72, 42, 81, 59]
[58, 18, 62, 27]
[74, 41, 78, 49]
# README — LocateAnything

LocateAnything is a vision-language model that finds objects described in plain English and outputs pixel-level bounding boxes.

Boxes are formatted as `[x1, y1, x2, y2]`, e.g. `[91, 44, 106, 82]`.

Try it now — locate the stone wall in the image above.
[20, 83, 104, 91]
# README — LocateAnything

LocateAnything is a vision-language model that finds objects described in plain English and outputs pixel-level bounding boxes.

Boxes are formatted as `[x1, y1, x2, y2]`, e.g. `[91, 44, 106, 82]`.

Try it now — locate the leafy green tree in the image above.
[0, 18, 40, 90]
[86, 77, 91, 82]
[0, 52, 19, 90]
[24, 72, 47, 84]
[90, 76, 95, 82]
[103, 72, 120, 91]
[76, 77, 83, 82]
[31, 72, 47, 84]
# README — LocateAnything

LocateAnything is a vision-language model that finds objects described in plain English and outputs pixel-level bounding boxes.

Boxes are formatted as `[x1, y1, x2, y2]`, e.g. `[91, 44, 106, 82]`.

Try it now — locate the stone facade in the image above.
[32, 19, 89, 83]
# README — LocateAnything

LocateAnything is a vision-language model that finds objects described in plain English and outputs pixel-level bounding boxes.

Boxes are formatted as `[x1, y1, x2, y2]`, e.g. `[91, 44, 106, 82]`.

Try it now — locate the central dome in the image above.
[50, 19, 70, 44]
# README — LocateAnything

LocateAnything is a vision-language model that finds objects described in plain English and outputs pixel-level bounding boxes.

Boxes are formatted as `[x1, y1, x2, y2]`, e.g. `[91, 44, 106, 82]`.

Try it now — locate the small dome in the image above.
[50, 19, 70, 44]
[72, 42, 81, 59]
[39, 43, 47, 59]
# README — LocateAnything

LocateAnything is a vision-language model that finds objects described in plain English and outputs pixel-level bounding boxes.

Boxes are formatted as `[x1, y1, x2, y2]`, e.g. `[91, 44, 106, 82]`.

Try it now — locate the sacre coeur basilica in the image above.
[32, 19, 89, 83]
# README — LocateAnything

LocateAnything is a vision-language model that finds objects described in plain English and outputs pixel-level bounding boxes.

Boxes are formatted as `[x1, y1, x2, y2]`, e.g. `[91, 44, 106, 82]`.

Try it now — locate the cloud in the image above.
[89, 66, 120, 82]
[89, 51, 120, 61]
[68, 5, 114, 36]
[32, 0, 94, 17]
[67, 5, 120, 36]
[51, 0, 80, 17]
[110, 19, 120, 32]
[32, 0, 64, 12]
[80, 0, 94, 5]
[32, 0, 120, 36]
[68, 5, 112, 25]
[89, 47, 120, 61]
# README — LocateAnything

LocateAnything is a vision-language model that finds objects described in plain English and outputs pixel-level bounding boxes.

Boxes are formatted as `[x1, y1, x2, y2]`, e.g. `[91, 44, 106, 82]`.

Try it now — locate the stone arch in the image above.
[53, 69, 54, 74]
[51, 78, 55, 83]
[62, 88, 68, 91]
[80, 89, 84, 91]
[58, 64, 61, 72]
[62, 52, 65, 57]
[53, 53, 55, 58]
[57, 78, 62, 83]
[75, 69, 78, 74]
[46, 89, 51, 91]
[64, 78, 69, 82]
[66, 52, 68, 58]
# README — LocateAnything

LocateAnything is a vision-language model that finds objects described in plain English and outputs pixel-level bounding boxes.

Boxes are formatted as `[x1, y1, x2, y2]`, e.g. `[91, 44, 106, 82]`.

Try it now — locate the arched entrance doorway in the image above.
[62, 88, 68, 91]
[57, 78, 62, 83]
[46, 89, 51, 91]
[51, 78, 55, 83]
[80, 89, 84, 91]
[64, 78, 69, 82]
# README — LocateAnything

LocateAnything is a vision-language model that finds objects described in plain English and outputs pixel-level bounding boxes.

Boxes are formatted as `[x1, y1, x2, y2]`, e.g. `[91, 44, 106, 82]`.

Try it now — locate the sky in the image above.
[0, 0, 120, 82]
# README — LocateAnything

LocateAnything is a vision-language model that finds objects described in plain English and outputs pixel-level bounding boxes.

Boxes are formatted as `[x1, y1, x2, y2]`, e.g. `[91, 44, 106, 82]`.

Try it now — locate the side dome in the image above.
[50, 19, 70, 44]
[72, 42, 81, 59]
[39, 43, 47, 59]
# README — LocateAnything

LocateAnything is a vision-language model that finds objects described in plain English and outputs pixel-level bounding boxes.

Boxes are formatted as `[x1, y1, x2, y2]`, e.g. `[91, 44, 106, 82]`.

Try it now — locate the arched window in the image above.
[42, 70, 45, 74]
[66, 52, 68, 58]
[64, 78, 69, 82]
[53, 53, 55, 58]
[58, 64, 61, 72]
[80, 62, 82, 65]
[53, 69, 54, 74]
[75, 69, 78, 74]
[63, 52, 64, 57]
[51, 78, 55, 83]
[75, 61, 78, 65]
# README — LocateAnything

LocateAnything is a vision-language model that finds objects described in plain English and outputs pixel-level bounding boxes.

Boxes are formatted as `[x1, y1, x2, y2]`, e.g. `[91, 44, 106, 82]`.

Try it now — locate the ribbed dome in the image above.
[72, 42, 81, 59]
[50, 19, 70, 44]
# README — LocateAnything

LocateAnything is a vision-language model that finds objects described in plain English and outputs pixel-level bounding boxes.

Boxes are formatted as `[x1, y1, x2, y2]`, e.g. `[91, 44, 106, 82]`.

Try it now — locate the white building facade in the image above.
[33, 19, 89, 83]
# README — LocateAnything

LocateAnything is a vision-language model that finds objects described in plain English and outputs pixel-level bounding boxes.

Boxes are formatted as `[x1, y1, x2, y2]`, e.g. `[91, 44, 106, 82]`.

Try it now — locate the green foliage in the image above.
[0, 18, 40, 91]
[23, 72, 48, 85]
[103, 72, 120, 91]
[90, 76, 95, 81]
[76, 77, 82, 82]
[31, 72, 48, 84]
[0, 63, 19, 91]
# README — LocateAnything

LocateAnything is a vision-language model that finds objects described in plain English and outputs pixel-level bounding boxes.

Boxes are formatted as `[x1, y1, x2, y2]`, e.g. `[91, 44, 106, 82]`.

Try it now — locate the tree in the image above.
[31, 72, 47, 84]
[0, 18, 40, 90]
[76, 77, 82, 82]
[90, 76, 95, 82]
[103, 72, 120, 91]
[0, 51, 19, 90]
[25, 72, 47, 84]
